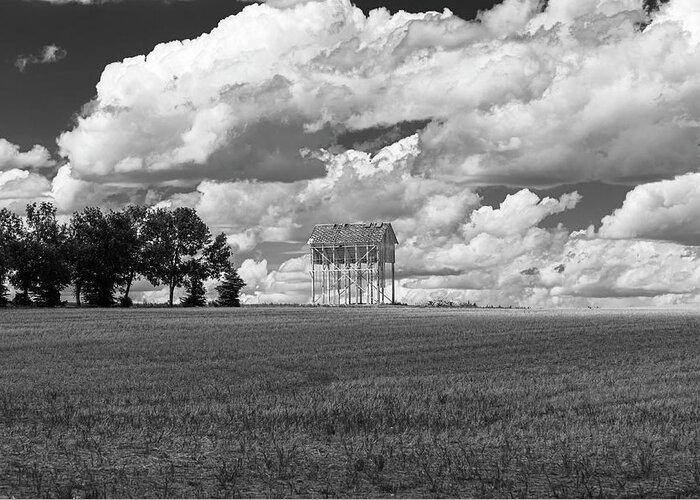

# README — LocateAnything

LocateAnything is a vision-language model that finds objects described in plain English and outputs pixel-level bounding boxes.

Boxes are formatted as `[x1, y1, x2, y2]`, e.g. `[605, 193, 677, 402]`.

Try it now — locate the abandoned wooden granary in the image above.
[308, 222, 398, 305]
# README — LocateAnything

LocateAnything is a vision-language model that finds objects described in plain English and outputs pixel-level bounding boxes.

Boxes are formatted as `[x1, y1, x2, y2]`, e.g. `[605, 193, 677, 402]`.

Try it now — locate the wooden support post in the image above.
[336, 258, 340, 305]
[311, 249, 316, 304]
[391, 262, 395, 304]
[381, 263, 385, 304]
[358, 263, 363, 304]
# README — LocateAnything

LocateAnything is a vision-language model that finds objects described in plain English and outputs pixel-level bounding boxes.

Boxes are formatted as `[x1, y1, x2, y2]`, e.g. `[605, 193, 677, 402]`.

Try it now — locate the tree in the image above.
[141, 207, 212, 307]
[180, 263, 208, 307]
[9, 217, 37, 305]
[68, 207, 138, 306]
[179, 233, 232, 307]
[214, 264, 246, 307]
[205, 233, 233, 279]
[66, 208, 94, 306]
[11, 203, 71, 307]
[118, 205, 148, 306]
[0, 209, 22, 305]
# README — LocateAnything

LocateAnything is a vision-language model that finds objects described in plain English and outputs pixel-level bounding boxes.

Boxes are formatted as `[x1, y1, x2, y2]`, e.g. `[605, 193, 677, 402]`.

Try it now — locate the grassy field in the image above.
[0, 307, 699, 498]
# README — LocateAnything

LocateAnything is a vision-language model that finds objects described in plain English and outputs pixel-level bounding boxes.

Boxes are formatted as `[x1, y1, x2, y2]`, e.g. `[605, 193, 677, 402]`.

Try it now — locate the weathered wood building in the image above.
[308, 222, 398, 305]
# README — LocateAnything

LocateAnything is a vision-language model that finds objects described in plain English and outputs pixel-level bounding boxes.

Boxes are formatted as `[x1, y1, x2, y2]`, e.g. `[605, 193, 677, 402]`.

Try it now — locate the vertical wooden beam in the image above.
[335, 249, 340, 306]
[380, 262, 384, 304]
[354, 244, 358, 305]
[311, 249, 315, 304]
[391, 262, 395, 304]
[358, 260, 362, 304]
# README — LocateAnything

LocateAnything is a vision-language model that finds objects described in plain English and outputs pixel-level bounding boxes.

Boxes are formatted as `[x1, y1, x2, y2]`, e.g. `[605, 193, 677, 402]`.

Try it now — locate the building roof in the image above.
[308, 222, 398, 246]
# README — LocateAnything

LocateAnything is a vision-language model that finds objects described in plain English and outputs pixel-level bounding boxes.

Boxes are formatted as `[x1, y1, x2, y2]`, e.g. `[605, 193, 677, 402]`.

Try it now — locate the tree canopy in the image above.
[214, 264, 247, 307]
[141, 207, 232, 307]
[0, 203, 241, 308]
[9, 203, 72, 306]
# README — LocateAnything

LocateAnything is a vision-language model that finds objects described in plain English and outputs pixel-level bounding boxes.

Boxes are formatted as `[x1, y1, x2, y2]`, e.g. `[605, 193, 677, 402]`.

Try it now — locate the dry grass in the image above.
[0, 307, 698, 498]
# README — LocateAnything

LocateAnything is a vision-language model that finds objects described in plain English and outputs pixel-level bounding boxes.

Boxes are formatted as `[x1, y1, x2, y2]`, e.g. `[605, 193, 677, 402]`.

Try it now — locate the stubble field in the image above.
[0, 306, 699, 498]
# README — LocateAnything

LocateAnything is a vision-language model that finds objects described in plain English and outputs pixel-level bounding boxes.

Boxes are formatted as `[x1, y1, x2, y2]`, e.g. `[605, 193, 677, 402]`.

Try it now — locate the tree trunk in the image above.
[75, 281, 82, 307]
[123, 272, 133, 300]
[169, 281, 175, 307]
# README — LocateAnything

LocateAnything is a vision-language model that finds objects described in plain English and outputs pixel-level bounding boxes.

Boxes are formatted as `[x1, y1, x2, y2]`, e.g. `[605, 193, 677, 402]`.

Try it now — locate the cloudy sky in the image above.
[5, 0, 700, 307]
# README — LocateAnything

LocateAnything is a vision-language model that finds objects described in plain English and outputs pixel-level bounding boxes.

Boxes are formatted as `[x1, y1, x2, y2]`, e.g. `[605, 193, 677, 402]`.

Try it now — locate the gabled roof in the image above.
[308, 222, 398, 246]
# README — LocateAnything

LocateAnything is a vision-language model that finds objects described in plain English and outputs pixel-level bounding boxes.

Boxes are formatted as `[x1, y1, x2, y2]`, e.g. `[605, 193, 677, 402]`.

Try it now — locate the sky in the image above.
[4, 0, 700, 308]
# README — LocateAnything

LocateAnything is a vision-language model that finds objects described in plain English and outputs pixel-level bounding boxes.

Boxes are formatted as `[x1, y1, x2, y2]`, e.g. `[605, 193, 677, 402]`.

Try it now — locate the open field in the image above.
[0, 307, 699, 498]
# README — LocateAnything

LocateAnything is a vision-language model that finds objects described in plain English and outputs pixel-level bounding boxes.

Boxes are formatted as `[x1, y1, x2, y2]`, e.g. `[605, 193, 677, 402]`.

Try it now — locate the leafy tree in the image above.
[118, 205, 147, 306]
[67, 207, 125, 306]
[205, 233, 233, 279]
[141, 207, 212, 307]
[180, 233, 233, 307]
[9, 217, 37, 305]
[214, 263, 246, 307]
[141, 208, 233, 307]
[68, 207, 144, 307]
[66, 209, 93, 306]
[11, 203, 71, 307]
[180, 264, 208, 307]
[0, 209, 22, 305]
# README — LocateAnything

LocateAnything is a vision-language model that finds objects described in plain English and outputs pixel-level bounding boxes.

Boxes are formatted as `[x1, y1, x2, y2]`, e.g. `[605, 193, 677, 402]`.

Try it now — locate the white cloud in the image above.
[189, 134, 480, 251]
[599, 173, 700, 245]
[0, 139, 55, 170]
[15, 45, 67, 72]
[463, 189, 581, 239]
[397, 192, 700, 308]
[241, 256, 310, 304]
[554, 235, 700, 300]
[188, 142, 700, 307]
[140, 286, 183, 305]
[237, 258, 269, 293]
[46, 141, 700, 307]
[50, 165, 99, 213]
[30, 0, 700, 306]
[56, 0, 700, 188]
[0, 168, 52, 209]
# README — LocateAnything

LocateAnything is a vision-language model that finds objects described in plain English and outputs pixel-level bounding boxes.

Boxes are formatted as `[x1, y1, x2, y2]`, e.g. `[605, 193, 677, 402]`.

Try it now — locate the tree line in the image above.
[0, 202, 246, 307]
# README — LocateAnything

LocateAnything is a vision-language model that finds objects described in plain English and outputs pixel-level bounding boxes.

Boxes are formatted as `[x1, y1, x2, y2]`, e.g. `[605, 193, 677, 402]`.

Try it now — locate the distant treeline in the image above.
[0, 203, 246, 308]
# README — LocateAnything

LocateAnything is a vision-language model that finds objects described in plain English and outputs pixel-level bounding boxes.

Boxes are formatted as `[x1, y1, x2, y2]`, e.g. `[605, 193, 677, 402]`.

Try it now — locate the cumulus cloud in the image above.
[239, 183, 700, 307]
[599, 173, 700, 245]
[241, 256, 311, 304]
[182, 135, 700, 307]
[0, 139, 54, 209]
[0, 169, 51, 210]
[0, 139, 55, 170]
[36, 0, 700, 306]
[56, 0, 700, 188]
[47, 135, 700, 307]
[397, 191, 700, 308]
[237, 258, 270, 293]
[463, 190, 581, 239]
[50, 165, 101, 213]
[15, 45, 67, 72]
[187, 134, 480, 251]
